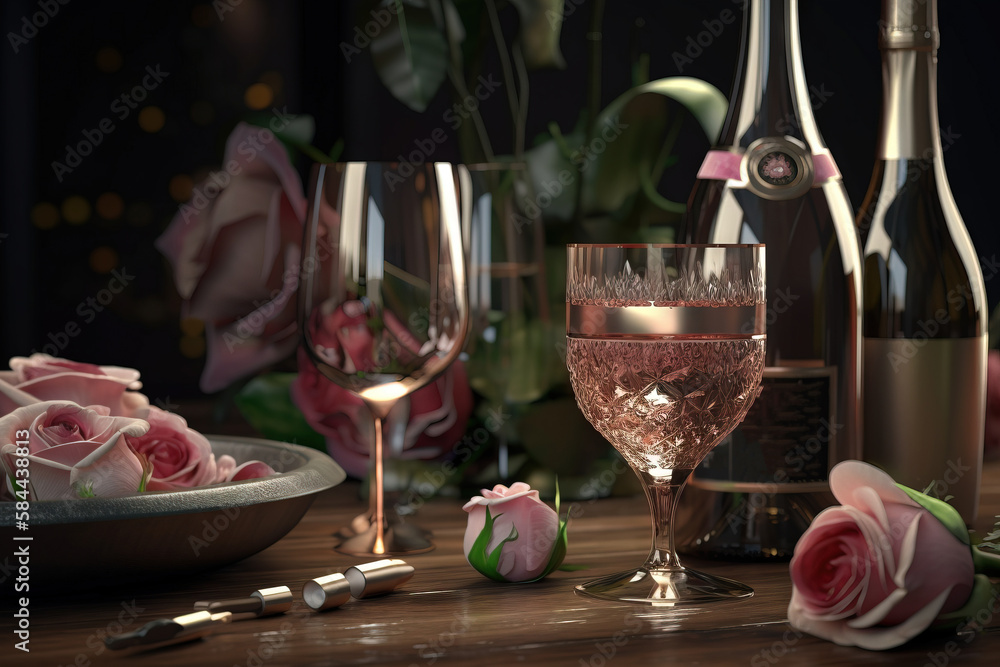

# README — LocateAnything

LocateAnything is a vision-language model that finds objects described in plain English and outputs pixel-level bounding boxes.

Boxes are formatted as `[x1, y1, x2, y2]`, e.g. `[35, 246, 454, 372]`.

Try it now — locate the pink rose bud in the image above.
[463, 482, 567, 583]
[788, 461, 976, 650]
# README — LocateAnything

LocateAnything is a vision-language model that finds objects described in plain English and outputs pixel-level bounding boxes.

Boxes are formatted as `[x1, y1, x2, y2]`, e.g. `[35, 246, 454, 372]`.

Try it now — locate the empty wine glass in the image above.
[298, 161, 469, 556]
[566, 244, 765, 604]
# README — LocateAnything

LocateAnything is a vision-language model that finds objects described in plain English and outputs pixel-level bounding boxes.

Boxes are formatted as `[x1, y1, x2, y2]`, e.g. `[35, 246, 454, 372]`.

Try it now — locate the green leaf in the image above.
[467, 507, 520, 582]
[932, 574, 1000, 627]
[529, 513, 568, 581]
[583, 78, 727, 217]
[233, 373, 327, 450]
[972, 545, 1000, 577]
[897, 483, 970, 546]
[369, 0, 450, 112]
[508, 0, 566, 69]
[557, 563, 588, 572]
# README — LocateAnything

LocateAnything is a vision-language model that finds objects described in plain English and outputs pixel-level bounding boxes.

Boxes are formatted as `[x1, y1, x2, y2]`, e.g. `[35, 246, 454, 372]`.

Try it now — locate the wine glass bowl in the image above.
[566, 244, 765, 604]
[299, 161, 469, 556]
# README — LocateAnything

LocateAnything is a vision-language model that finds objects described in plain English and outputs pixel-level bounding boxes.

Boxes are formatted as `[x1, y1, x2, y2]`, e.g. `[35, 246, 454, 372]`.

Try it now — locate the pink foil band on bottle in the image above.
[696, 149, 841, 184]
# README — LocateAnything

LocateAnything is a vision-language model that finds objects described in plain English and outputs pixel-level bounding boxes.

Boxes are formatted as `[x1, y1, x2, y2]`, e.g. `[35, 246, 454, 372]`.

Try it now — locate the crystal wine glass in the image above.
[566, 244, 765, 603]
[299, 161, 469, 556]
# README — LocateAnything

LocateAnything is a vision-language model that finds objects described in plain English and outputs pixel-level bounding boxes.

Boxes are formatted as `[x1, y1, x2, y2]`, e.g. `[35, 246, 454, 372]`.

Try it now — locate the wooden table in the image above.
[6, 462, 1000, 666]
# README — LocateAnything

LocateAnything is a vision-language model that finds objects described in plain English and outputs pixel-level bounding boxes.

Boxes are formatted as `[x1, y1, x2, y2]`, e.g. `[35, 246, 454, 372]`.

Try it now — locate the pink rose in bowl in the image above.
[156, 122, 307, 393]
[0, 354, 149, 417]
[463, 482, 566, 583]
[291, 301, 474, 479]
[129, 407, 276, 489]
[788, 460, 976, 650]
[0, 401, 151, 500]
[985, 350, 1000, 460]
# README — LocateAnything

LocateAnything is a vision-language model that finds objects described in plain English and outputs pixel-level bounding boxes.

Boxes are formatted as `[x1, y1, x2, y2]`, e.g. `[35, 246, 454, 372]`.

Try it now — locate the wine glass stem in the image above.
[640, 471, 689, 570]
[372, 416, 386, 555]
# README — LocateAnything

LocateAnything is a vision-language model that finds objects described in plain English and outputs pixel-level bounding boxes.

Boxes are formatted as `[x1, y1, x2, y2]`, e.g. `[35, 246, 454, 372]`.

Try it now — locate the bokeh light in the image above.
[96, 192, 124, 220]
[31, 202, 60, 229]
[62, 196, 91, 225]
[95, 47, 122, 73]
[89, 246, 119, 273]
[138, 106, 166, 133]
[244, 83, 273, 110]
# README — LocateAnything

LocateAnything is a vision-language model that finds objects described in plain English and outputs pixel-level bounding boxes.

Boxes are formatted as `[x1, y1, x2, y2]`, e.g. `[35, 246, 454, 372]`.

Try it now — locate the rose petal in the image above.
[227, 460, 276, 481]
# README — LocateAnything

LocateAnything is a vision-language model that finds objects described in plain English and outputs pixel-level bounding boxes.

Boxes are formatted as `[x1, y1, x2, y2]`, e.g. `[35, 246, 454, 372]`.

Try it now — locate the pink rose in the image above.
[129, 407, 232, 489]
[291, 351, 473, 479]
[0, 401, 151, 500]
[156, 122, 307, 393]
[129, 407, 276, 488]
[985, 350, 1000, 460]
[463, 482, 563, 583]
[788, 461, 975, 650]
[0, 354, 148, 417]
[291, 302, 473, 479]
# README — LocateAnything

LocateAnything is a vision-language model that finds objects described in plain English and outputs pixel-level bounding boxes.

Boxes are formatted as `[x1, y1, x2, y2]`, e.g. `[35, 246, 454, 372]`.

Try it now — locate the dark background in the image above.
[1, 0, 997, 406]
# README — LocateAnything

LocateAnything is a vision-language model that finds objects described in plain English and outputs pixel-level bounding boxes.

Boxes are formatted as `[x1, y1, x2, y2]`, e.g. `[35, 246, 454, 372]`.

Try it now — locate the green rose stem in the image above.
[898, 483, 1000, 626]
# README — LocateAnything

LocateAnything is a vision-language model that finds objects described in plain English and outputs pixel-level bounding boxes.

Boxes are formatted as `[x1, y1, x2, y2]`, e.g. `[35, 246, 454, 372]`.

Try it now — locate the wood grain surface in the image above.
[4, 461, 999, 666]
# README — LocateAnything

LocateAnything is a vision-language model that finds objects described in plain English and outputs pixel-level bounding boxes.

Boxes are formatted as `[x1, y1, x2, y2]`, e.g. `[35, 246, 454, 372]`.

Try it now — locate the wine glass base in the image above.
[333, 513, 435, 557]
[575, 566, 753, 605]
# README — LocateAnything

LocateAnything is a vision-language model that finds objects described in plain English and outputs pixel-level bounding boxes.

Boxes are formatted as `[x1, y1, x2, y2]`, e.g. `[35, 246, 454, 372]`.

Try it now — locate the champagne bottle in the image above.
[677, 0, 863, 559]
[859, 0, 987, 523]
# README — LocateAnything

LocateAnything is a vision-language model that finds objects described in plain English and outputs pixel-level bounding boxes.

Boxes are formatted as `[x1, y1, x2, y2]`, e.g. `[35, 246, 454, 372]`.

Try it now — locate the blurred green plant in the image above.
[363, 0, 727, 238]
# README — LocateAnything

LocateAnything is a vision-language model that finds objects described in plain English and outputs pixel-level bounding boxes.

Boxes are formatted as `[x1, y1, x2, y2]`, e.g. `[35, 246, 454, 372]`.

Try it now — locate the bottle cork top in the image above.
[880, 0, 938, 51]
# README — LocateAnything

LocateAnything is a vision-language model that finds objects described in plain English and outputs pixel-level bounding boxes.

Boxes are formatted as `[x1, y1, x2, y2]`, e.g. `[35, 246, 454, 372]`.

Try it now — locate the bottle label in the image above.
[689, 364, 837, 492]
[863, 337, 986, 523]
[697, 137, 842, 201]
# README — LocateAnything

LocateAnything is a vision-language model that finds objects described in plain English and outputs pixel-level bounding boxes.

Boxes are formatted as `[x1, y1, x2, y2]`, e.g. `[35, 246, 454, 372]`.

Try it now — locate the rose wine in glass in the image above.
[299, 161, 469, 556]
[566, 244, 765, 604]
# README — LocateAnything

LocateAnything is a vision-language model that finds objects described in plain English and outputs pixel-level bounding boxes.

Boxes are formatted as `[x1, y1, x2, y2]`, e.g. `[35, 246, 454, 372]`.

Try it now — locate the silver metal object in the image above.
[743, 136, 814, 200]
[881, 0, 938, 50]
[344, 559, 414, 598]
[302, 573, 352, 611]
[193, 586, 293, 620]
[104, 611, 232, 652]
